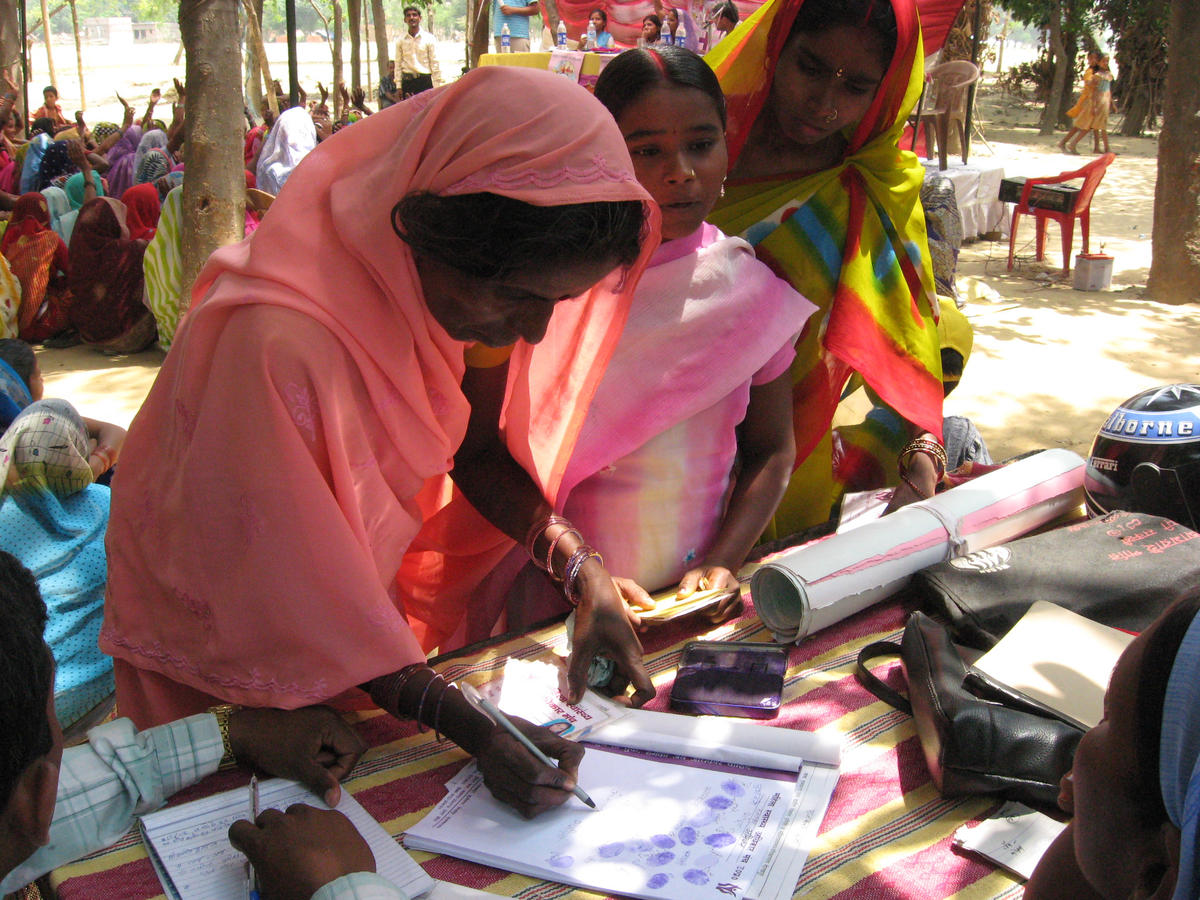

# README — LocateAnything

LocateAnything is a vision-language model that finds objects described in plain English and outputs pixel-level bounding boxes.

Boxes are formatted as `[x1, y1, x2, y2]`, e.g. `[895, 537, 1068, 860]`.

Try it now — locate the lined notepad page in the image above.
[139, 778, 434, 900]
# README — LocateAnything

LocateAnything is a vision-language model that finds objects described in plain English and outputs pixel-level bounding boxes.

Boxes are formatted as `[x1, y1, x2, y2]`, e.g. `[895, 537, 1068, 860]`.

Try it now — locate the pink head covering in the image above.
[101, 67, 657, 722]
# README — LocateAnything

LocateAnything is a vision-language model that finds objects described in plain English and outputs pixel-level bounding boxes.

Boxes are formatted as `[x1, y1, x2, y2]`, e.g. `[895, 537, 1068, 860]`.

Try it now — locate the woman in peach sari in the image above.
[101, 67, 657, 817]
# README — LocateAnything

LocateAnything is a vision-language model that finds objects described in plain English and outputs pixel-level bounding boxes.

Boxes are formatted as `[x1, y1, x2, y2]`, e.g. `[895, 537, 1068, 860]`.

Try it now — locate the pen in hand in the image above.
[247, 775, 261, 900]
[458, 681, 598, 810]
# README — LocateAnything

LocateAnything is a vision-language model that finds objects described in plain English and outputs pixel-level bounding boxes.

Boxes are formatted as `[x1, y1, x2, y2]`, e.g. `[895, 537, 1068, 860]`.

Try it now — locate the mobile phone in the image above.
[669, 640, 788, 719]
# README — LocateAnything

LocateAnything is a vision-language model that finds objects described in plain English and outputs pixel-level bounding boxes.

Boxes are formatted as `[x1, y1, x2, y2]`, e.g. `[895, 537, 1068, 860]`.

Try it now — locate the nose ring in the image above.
[824, 108, 838, 124]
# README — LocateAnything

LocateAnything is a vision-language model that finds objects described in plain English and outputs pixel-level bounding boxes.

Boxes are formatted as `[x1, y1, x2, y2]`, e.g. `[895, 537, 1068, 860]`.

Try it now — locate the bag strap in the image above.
[855, 640, 913, 716]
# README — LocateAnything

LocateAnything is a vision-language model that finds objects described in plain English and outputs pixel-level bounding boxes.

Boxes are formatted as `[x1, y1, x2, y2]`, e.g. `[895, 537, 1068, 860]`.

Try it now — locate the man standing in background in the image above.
[395, 6, 441, 99]
[492, 0, 538, 52]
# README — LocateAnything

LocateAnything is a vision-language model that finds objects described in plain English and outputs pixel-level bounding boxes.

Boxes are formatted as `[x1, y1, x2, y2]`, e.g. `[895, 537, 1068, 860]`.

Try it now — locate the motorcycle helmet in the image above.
[1085, 384, 1200, 529]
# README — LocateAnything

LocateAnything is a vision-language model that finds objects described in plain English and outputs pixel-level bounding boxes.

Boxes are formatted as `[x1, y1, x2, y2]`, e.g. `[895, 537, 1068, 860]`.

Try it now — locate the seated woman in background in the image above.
[1024, 591, 1200, 900]
[67, 197, 158, 354]
[142, 185, 184, 350]
[586, 8, 614, 47]
[0, 191, 72, 343]
[255, 105, 319, 195]
[640, 13, 663, 44]
[707, 0, 944, 536]
[121, 183, 162, 241]
[0, 399, 118, 733]
[100, 68, 659, 815]
[468, 47, 814, 646]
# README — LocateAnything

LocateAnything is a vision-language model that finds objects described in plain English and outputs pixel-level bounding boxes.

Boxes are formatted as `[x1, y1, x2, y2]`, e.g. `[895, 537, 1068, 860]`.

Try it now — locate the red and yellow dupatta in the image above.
[707, 0, 942, 532]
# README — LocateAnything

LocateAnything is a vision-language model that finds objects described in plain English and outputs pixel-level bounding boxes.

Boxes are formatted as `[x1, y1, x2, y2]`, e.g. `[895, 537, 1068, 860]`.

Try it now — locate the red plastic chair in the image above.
[1006, 153, 1116, 276]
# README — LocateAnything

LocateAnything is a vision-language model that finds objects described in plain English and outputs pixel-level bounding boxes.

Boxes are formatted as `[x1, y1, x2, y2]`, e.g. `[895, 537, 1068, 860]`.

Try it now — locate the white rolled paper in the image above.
[752, 449, 1087, 643]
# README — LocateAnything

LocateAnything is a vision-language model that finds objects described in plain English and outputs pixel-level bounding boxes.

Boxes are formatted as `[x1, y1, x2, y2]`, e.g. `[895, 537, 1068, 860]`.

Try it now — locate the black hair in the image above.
[714, 1, 739, 25]
[0, 550, 52, 812]
[589, 7, 608, 29]
[29, 117, 55, 138]
[403, 5, 420, 14]
[594, 45, 727, 128]
[789, 0, 897, 71]
[1133, 589, 1200, 826]
[643, 13, 663, 30]
[42, 86, 56, 97]
[392, 192, 645, 280]
[0, 339, 36, 390]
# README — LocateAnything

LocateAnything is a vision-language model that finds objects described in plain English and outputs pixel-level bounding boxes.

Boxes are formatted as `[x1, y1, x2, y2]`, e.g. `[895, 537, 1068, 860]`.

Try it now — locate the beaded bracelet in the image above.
[898, 437, 947, 478]
[563, 546, 603, 607]
[525, 514, 572, 568]
[545, 527, 582, 581]
[899, 471, 930, 500]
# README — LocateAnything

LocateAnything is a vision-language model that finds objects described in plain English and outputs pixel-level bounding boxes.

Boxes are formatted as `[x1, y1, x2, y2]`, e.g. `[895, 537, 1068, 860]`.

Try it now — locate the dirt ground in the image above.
[34, 73, 1192, 467]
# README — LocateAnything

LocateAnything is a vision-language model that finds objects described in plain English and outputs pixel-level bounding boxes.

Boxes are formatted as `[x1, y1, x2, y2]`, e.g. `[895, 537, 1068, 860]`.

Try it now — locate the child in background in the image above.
[29, 85, 68, 130]
[1090, 55, 1116, 155]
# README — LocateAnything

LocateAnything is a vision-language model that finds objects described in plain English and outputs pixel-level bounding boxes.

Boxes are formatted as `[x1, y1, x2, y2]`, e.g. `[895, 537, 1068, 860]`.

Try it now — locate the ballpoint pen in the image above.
[248, 775, 261, 900]
[458, 681, 598, 810]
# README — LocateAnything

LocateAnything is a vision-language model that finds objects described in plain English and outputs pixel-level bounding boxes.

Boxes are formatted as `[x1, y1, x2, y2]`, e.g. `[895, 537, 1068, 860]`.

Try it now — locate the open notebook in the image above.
[139, 778, 435, 900]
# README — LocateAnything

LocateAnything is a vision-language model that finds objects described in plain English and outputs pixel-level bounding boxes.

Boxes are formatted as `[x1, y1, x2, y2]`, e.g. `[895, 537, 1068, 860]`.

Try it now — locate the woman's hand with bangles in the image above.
[883, 448, 939, 514]
[566, 561, 655, 707]
[475, 715, 584, 819]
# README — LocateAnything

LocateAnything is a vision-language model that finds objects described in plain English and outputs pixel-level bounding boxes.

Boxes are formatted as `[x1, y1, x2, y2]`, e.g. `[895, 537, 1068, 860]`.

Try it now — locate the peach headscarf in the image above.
[101, 67, 657, 723]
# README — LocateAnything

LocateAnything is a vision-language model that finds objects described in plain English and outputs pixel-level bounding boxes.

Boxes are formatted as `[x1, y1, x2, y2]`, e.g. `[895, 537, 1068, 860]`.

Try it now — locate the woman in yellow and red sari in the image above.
[707, 0, 944, 536]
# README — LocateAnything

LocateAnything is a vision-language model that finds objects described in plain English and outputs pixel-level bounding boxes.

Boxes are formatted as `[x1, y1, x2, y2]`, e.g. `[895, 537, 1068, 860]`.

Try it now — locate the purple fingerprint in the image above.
[678, 826, 697, 845]
[628, 839, 653, 852]
[704, 832, 736, 848]
[647, 873, 671, 890]
[706, 795, 734, 810]
[549, 854, 574, 869]
[684, 869, 710, 885]
[721, 779, 746, 796]
[649, 851, 676, 866]
[652, 834, 676, 849]
[599, 842, 624, 858]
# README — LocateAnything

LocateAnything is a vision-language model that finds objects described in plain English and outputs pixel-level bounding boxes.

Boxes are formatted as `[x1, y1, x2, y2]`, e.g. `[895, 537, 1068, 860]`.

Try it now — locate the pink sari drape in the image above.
[101, 67, 656, 726]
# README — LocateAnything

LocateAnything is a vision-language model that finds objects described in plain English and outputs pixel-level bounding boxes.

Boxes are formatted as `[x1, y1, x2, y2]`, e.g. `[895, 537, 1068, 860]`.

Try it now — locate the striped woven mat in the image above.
[49, 596, 1024, 900]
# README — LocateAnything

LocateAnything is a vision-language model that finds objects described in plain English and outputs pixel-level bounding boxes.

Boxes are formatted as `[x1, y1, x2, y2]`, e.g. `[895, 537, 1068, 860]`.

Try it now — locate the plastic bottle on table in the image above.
[660, 21, 671, 45]
[557, 19, 567, 47]
[585, 21, 597, 49]
[500, 23, 511, 52]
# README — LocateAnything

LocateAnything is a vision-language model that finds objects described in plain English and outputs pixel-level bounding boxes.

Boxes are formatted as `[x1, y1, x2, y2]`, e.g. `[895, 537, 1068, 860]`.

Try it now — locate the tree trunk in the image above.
[1147, 0, 1200, 302]
[39, 0, 57, 89]
[178, 0, 245, 314]
[469, 0, 490, 67]
[541, 0, 561, 39]
[1039, 1, 1068, 135]
[241, 0, 276, 116]
[370, 0, 387, 78]
[347, 0, 360, 92]
[332, 0, 344, 117]
[242, 0, 264, 120]
[0, 0, 21, 87]
[68, 0, 83, 109]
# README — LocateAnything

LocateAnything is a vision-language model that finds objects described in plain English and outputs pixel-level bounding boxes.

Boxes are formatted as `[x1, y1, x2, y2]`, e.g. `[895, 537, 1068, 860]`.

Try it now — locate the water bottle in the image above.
[556, 19, 567, 48]
[586, 21, 596, 49]
[660, 21, 670, 45]
[500, 22, 511, 52]
[672, 23, 683, 47]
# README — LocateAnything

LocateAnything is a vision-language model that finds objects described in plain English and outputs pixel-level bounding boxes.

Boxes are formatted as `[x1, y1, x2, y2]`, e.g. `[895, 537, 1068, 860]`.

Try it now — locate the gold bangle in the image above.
[209, 703, 240, 770]
[899, 437, 947, 477]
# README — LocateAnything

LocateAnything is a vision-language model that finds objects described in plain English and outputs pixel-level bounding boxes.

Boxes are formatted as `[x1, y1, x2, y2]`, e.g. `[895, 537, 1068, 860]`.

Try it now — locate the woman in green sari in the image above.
[708, 0, 944, 536]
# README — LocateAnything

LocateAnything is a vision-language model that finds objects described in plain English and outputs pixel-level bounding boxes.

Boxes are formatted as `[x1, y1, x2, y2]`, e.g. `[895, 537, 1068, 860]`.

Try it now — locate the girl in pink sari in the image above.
[101, 67, 657, 817]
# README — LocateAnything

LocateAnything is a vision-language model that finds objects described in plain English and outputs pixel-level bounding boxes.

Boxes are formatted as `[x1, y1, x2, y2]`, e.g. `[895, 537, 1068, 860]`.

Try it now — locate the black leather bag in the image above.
[856, 612, 1085, 808]
[911, 511, 1200, 650]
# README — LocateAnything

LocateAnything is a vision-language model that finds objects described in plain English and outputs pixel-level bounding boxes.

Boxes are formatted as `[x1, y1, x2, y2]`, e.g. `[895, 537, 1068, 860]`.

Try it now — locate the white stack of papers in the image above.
[405, 746, 838, 900]
[139, 778, 435, 900]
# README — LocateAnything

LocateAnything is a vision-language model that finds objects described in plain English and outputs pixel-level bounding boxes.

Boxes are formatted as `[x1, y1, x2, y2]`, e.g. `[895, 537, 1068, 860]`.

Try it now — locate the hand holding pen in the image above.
[460, 682, 597, 815]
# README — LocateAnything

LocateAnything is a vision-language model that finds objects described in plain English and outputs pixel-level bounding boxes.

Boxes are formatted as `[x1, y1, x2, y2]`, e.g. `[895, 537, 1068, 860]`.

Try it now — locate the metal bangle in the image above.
[899, 437, 947, 477]
[563, 547, 604, 608]
[208, 703, 240, 770]
[545, 527, 582, 581]
[433, 680, 455, 741]
[415, 671, 442, 733]
[525, 514, 572, 567]
[374, 663, 424, 717]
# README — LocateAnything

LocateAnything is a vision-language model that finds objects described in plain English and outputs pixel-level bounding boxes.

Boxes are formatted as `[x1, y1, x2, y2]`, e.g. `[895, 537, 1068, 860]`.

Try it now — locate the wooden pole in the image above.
[67, 0, 82, 109]
[241, 0, 276, 115]
[38, 0, 56, 89]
